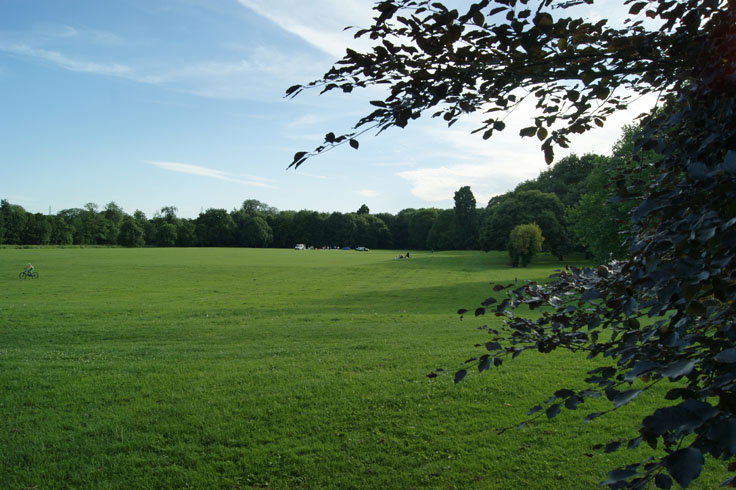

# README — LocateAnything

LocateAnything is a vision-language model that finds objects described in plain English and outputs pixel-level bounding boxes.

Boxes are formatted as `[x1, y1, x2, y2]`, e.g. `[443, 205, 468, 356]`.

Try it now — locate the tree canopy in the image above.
[289, 0, 736, 487]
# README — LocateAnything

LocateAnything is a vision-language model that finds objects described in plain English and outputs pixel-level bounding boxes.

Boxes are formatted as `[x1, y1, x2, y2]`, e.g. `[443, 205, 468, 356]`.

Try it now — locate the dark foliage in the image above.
[288, 0, 736, 486]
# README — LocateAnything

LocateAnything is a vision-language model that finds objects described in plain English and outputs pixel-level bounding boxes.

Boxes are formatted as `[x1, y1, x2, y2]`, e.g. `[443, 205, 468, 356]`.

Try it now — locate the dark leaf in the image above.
[584, 412, 602, 424]
[715, 348, 736, 363]
[565, 396, 581, 410]
[527, 405, 542, 416]
[580, 288, 602, 302]
[485, 341, 502, 351]
[642, 400, 718, 435]
[628, 2, 647, 14]
[519, 126, 537, 138]
[602, 467, 639, 485]
[654, 474, 672, 489]
[664, 448, 703, 488]
[660, 360, 695, 381]
[546, 403, 561, 419]
[454, 369, 467, 384]
[475, 307, 486, 316]
[554, 389, 574, 398]
[457, 308, 468, 315]
[624, 360, 660, 382]
[544, 145, 554, 164]
[612, 389, 641, 409]
[478, 357, 491, 372]
[349, 139, 359, 149]
[285, 84, 301, 96]
[605, 440, 621, 453]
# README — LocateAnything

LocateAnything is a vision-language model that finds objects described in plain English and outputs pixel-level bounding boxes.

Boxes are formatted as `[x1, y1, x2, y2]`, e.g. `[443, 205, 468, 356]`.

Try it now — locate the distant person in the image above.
[25, 263, 34, 276]
[405, 252, 410, 258]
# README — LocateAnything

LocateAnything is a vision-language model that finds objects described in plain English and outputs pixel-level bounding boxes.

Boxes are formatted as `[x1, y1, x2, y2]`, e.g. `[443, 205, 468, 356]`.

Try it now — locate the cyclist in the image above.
[24, 263, 34, 277]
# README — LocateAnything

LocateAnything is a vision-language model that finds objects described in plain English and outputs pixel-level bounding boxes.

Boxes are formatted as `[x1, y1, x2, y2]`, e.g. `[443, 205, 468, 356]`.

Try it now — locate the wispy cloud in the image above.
[146, 161, 277, 188]
[287, 114, 323, 128]
[237, 0, 375, 58]
[355, 189, 379, 198]
[397, 164, 526, 205]
[0, 43, 136, 77]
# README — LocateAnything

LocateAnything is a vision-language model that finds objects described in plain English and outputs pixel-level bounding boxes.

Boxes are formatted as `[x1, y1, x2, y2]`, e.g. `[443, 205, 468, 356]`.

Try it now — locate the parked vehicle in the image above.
[294, 244, 306, 250]
[355, 247, 369, 251]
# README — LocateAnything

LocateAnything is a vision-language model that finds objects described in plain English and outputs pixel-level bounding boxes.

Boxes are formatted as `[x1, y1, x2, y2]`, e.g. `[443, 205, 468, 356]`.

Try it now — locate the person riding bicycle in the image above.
[25, 263, 34, 276]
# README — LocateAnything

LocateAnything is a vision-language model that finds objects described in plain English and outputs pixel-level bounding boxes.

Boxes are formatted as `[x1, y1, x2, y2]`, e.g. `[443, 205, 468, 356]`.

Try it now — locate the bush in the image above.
[508, 223, 543, 267]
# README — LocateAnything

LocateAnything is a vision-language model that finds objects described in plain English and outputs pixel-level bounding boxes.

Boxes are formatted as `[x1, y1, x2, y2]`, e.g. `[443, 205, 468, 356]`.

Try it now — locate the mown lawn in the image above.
[0, 248, 726, 488]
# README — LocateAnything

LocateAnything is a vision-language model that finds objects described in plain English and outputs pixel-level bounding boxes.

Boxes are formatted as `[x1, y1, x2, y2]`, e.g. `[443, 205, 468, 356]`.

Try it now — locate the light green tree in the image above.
[508, 223, 544, 268]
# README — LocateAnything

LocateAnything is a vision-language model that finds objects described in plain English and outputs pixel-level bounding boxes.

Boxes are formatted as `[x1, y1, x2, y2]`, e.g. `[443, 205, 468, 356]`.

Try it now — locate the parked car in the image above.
[355, 246, 369, 251]
[294, 244, 306, 250]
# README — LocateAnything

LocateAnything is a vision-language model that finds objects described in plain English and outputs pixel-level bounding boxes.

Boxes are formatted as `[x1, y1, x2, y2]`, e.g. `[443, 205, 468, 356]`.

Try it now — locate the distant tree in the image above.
[196, 208, 236, 247]
[159, 206, 178, 222]
[175, 220, 197, 247]
[48, 215, 73, 245]
[0, 203, 5, 244]
[407, 208, 438, 250]
[156, 222, 177, 247]
[78, 203, 104, 245]
[0, 200, 28, 244]
[22, 213, 51, 245]
[57, 208, 84, 244]
[326, 212, 357, 247]
[102, 202, 124, 245]
[515, 154, 601, 207]
[239, 199, 277, 217]
[118, 216, 145, 247]
[374, 212, 396, 246]
[453, 186, 478, 249]
[508, 223, 544, 267]
[131, 210, 152, 246]
[236, 215, 273, 248]
[481, 190, 569, 259]
[353, 214, 392, 248]
[391, 209, 415, 249]
[292, 210, 327, 247]
[426, 208, 457, 250]
[268, 211, 297, 248]
[356, 204, 370, 215]
[568, 127, 660, 262]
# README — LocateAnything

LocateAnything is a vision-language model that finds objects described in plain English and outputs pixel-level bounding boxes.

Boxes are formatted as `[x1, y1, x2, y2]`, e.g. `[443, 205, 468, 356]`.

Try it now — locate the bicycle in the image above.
[19, 270, 39, 279]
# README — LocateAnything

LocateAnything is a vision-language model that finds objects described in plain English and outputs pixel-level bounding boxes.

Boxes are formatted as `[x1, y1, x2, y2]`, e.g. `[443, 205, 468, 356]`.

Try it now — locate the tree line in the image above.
[1, 126, 643, 260]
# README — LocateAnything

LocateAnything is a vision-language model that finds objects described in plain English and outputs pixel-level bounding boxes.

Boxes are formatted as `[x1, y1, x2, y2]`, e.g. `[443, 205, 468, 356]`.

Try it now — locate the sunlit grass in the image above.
[0, 248, 726, 488]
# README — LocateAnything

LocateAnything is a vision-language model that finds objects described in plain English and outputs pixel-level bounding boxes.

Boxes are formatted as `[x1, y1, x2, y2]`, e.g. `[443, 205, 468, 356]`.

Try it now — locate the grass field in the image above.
[0, 248, 726, 488]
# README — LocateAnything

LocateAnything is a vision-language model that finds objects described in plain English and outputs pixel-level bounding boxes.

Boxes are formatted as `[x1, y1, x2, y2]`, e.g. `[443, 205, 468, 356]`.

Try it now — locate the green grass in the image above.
[0, 248, 726, 488]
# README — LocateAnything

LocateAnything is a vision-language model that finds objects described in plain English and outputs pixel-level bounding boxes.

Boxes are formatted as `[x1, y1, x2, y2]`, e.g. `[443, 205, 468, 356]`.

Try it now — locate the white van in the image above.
[294, 244, 306, 250]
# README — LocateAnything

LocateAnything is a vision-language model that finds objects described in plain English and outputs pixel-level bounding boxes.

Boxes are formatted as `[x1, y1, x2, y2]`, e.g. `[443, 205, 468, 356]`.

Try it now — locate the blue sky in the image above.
[1, 0, 653, 218]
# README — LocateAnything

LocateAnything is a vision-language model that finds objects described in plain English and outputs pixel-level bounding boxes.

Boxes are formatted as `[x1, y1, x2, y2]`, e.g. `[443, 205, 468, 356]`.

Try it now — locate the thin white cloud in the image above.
[237, 0, 375, 58]
[355, 189, 379, 198]
[290, 170, 333, 180]
[397, 164, 525, 204]
[0, 43, 134, 77]
[391, 89, 659, 205]
[287, 114, 323, 128]
[146, 161, 277, 188]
